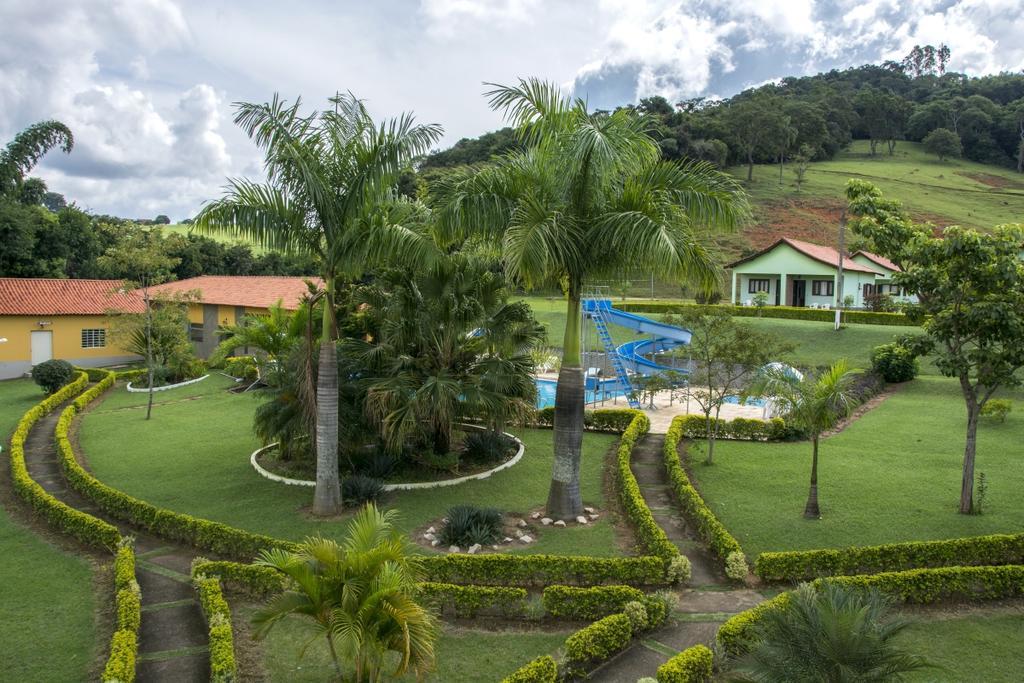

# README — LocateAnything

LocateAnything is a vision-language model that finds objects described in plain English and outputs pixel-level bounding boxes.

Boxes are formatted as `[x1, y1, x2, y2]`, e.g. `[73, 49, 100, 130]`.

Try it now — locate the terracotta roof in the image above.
[0, 278, 146, 315]
[727, 238, 882, 275]
[148, 276, 323, 310]
[852, 250, 902, 273]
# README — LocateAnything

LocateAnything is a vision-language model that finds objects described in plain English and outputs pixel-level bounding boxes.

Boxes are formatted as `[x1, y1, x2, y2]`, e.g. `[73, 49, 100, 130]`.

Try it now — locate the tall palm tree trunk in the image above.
[547, 293, 584, 519]
[313, 283, 342, 516]
[144, 286, 155, 420]
[804, 435, 821, 519]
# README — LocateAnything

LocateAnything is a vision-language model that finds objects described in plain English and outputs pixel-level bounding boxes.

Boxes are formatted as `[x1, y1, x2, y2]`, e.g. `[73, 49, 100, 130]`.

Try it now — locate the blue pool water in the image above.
[534, 378, 766, 409]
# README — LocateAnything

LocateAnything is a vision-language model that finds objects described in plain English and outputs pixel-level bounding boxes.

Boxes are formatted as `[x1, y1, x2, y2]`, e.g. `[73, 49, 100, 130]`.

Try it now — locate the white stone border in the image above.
[125, 374, 210, 393]
[250, 431, 526, 491]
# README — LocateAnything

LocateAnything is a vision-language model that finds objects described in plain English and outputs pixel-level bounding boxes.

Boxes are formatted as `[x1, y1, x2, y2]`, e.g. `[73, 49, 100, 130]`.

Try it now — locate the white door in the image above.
[30, 331, 53, 365]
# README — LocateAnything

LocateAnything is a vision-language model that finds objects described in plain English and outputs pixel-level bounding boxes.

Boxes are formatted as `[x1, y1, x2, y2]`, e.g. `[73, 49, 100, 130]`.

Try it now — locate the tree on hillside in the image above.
[1007, 98, 1024, 172]
[153, 214, 170, 224]
[725, 94, 790, 181]
[922, 127, 962, 161]
[847, 180, 1024, 515]
[678, 309, 793, 465]
[436, 79, 748, 519]
[42, 191, 66, 212]
[901, 44, 951, 78]
[0, 120, 73, 200]
[196, 93, 442, 516]
[855, 88, 910, 155]
[791, 144, 814, 191]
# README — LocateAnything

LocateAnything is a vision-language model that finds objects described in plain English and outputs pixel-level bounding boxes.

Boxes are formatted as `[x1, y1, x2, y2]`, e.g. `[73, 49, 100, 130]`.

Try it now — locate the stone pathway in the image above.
[589, 433, 762, 682]
[22, 406, 210, 682]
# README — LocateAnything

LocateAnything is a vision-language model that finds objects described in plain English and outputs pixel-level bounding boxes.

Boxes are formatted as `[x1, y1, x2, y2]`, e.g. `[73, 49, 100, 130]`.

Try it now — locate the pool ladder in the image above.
[588, 302, 641, 410]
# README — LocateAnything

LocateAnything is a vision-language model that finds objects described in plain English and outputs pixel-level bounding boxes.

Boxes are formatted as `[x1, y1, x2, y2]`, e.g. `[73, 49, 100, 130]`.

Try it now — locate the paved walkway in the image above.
[22, 405, 210, 682]
[590, 433, 762, 682]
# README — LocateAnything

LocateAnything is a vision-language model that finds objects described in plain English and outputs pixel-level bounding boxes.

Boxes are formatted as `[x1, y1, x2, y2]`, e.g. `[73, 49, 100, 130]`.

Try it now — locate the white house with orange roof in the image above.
[726, 238, 917, 309]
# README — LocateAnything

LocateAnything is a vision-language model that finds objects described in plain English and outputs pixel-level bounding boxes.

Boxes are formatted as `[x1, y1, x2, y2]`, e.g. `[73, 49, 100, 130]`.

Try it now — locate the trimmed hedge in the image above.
[102, 629, 138, 683]
[618, 301, 916, 327]
[716, 591, 792, 657]
[663, 417, 746, 577]
[673, 413, 788, 442]
[501, 655, 558, 683]
[542, 585, 645, 620]
[613, 410, 679, 566]
[195, 577, 238, 683]
[417, 582, 527, 618]
[191, 559, 287, 598]
[421, 553, 666, 587]
[105, 539, 141, 683]
[754, 532, 1024, 582]
[563, 613, 634, 678]
[656, 644, 714, 683]
[534, 407, 640, 433]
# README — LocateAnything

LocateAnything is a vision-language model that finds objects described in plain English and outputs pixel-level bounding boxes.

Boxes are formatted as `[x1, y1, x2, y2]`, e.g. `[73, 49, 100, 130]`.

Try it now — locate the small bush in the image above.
[342, 475, 385, 506]
[564, 613, 634, 677]
[223, 355, 258, 382]
[870, 343, 919, 383]
[623, 600, 650, 631]
[502, 655, 558, 683]
[646, 590, 677, 627]
[981, 399, 1012, 423]
[656, 644, 714, 682]
[31, 359, 74, 394]
[666, 555, 692, 584]
[461, 430, 515, 464]
[439, 505, 502, 547]
[725, 551, 749, 582]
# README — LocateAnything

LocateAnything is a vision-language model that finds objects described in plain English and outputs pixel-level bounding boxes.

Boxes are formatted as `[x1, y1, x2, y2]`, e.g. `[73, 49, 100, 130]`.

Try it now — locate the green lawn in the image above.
[79, 375, 624, 556]
[1, 379, 97, 682]
[899, 608, 1024, 681]
[731, 140, 1024, 230]
[690, 376, 1024, 557]
[254, 609, 571, 682]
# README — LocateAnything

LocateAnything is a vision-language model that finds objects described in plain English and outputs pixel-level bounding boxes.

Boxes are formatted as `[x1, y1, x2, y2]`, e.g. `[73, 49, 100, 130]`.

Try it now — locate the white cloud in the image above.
[419, 0, 540, 36]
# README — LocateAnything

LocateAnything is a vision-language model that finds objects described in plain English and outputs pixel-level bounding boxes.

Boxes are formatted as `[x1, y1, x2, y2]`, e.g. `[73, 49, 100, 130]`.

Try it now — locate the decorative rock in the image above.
[518, 535, 533, 544]
[426, 526, 436, 534]
[422, 532, 435, 541]
[441, 518, 448, 524]
[588, 513, 599, 520]
[553, 520, 567, 527]
[503, 537, 514, 544]
[448, 545, 461, 553]
[514, 529, 524, 538]
[541, 517, 553, 526]
[576, 516, 589, 525]
[584, 506, 596, 514]
[492, 545, 500, 550]
[530, 511, 542, 520]
[431, 539, 440, 547]
[468, 543, 482, 554]
[516, 519, 528, 528]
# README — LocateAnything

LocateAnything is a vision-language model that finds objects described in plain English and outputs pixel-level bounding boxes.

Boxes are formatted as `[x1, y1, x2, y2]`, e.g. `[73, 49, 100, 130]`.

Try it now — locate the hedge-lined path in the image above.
[587, 433, 768, 682]
[22, 405, 210, 682]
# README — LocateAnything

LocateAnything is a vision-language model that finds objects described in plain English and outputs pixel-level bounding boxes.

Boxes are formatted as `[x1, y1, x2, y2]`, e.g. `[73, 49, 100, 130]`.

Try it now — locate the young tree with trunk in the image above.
[725, 94, 788, 182]
[847, 180, 1024, 514]
[922, 127, 962, 161]
[756, 361, 860, 519]
[197, 93, 442, 516]
[436, 79, 748, 518]
[791, 143, 815, 191]
[680, 309, 793, 464]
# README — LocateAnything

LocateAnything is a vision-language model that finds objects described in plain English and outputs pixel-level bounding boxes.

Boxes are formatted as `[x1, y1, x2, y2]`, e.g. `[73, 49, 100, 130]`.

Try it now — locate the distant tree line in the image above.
[418, 45, 1024, 178]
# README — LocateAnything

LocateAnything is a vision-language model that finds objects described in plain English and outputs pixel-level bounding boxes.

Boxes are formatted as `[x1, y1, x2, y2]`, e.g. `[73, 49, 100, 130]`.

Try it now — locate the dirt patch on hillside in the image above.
[956, 171, 1024, 190]
[745, 198, 847, 250]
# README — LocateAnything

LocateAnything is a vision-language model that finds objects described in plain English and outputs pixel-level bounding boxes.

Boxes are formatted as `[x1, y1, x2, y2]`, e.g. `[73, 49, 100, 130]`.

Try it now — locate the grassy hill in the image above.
[726, 140, 1024, 260]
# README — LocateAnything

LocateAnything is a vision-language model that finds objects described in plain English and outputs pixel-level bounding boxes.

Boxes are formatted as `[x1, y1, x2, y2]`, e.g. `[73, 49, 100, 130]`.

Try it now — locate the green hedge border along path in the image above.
[655, 644, 714, 683]
[194, 576, 238, 683]
[672, 414, 790, 442]
[103, 540, 142, 682]
[663, 417, 748, 580]
[618, 301, 917, 326]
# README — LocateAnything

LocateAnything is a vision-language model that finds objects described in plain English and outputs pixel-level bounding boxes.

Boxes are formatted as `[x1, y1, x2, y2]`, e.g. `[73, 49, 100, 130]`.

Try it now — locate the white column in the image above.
[731, 270, 739, 304]
[779, 273, 789, 306]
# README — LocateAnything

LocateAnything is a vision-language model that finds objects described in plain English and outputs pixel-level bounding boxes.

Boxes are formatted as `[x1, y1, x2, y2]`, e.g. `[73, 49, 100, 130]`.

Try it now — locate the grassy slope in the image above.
[691, 376, 1024, 557]
[79, 375, 623, 557]
[0, 379, 96, 682]
[730, 140, 1024, 257]
[899, 608, 1024, 681]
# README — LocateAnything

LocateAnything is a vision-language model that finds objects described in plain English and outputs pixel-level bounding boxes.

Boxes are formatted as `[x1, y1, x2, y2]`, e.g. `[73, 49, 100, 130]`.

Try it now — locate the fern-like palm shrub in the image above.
[730, 582, 932, 682]
[439, 505, 503, 547]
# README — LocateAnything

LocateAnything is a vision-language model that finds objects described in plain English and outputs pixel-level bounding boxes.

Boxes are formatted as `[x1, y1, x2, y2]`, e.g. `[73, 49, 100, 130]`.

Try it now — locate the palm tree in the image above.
[756, 360, 860, 519]
[435, 79, 748, 518]
[196, 93, 442, 515]
[731, 582, 932, 682]
[211, 298, 312, 386]
[253, 504, 438, 681]
[0, 120, 74, 199]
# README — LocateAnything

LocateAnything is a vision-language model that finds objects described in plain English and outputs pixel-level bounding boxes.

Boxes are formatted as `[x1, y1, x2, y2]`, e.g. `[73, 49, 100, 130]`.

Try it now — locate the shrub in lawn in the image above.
[666, 554, 692, 584]
[623, 600, 650, 631]
[656, 644, 714, 682]
[342, 475, 385, 506]
[439, 505, 502, 547]
[725, 551, 749, 582]
[461, 429, 515, 464]
[870, 343, 919, 383]
[31, 359, 74, 394]
[981, 399, 1012, 423]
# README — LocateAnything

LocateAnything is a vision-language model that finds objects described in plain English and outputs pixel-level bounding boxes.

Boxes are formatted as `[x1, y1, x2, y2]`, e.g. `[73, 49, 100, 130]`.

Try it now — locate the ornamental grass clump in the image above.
[439, 504, 503, 547]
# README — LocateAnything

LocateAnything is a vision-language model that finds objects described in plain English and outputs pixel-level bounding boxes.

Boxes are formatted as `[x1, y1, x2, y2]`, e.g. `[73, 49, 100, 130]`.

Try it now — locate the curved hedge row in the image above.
[672, 413, 789, 442]
[103, 540, 141, 683]
[542, 585, 646, 620]
[754, 532, 1024, 582]
[501, 655, 558, 683]
[417, 582, 527, 618]
[563, 612, 634, 679]
[656, 644, 714, 683]
[194, 577, 238, 683]
[663, 417, 747, 579]
[618, 301, 916, 326]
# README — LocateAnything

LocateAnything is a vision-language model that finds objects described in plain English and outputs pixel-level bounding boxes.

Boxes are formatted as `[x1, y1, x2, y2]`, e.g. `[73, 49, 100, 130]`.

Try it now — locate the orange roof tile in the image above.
[0, 278, 146, 315]
[148, 276, 323, 310]
[853, 250, 902, 273]
[728, 238, 882, 275]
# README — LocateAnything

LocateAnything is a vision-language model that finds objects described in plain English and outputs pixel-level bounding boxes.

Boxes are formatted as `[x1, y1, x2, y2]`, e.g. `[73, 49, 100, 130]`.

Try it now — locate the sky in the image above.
[1, 0, 1023, 220]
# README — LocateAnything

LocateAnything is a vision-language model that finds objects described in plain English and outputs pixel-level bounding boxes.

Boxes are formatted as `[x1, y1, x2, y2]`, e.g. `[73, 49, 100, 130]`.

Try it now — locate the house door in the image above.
[30, 330, 53, 365]
[793, 280, 806, 307]
[774, 278, 781, 306]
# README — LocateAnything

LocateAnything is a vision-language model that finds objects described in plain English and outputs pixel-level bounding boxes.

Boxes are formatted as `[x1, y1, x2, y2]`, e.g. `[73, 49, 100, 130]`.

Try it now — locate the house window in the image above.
[811, 280, 834, 297]
[189, 322, 204, 342]
[748, 278, 770, 293]
[863, 283, 875, 296]
[81, 328, 106, 349]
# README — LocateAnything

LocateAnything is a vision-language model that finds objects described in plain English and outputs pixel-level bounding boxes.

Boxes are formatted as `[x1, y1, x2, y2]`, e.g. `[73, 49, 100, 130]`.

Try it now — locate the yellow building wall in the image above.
[0, 315, 137, 363]
[186, 303, 204, 325]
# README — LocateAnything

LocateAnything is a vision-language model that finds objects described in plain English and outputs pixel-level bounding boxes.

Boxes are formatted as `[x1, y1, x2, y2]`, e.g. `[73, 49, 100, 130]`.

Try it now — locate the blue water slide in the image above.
[582, 299, 692, 376]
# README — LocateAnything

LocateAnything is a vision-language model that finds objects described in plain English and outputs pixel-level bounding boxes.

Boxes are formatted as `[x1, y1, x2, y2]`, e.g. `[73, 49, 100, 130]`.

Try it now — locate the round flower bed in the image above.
[125, 374, 210, 393]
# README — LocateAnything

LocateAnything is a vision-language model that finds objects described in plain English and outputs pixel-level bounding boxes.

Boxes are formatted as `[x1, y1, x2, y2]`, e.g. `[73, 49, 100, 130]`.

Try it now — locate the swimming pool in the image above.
[534, 377, 766, 409]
